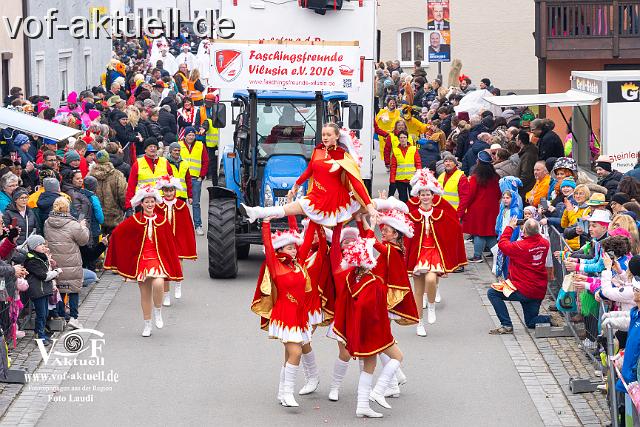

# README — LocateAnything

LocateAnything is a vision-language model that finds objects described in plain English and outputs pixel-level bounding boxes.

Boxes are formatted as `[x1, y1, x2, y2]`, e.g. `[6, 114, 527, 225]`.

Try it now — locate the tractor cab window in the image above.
[256, 101, 317, 159]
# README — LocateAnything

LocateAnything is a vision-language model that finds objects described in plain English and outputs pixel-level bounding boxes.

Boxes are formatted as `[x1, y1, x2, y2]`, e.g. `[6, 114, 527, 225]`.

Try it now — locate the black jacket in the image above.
[454, 129, 471, 160]
[158, 109, 178, 139]
[417, 140, 441, 173]
[537, 128, 564, 160]
[24, 250, 54, 300]
[143, 119, 163, 141]
[517, 144, 539, 197]
[110, 155, 131, 180]
[598, 170, 624, 200]
[2, 204, 37, 246]
[36, 191, 63, 231]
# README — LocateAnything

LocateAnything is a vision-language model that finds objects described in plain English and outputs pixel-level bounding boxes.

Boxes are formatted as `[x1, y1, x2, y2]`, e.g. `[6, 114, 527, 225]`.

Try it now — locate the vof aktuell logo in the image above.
[36, 329, 106, 366]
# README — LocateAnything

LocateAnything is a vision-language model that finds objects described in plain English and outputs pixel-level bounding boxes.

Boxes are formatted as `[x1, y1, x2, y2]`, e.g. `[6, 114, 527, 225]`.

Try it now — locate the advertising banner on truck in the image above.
[208, 40, 361, 92]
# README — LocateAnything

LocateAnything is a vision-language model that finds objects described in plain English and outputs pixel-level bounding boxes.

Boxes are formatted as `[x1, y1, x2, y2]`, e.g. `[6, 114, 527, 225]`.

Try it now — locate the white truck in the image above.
[206, 0, 377, 278]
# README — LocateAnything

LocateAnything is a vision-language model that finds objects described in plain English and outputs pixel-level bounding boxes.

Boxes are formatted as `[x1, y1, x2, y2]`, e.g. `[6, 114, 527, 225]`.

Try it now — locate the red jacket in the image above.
[460, 175, 501, 236]
[390, 145, 422, 183]
[498, 226, 550, 300]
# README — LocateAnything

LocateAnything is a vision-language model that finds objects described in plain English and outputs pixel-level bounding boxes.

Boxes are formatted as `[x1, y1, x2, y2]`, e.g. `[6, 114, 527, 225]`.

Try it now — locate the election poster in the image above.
[427, 0, 451, 63]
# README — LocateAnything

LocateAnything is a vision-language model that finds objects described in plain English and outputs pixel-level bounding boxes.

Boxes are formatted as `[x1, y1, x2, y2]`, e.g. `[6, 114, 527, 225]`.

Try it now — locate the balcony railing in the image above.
[535, 0, 640, 59]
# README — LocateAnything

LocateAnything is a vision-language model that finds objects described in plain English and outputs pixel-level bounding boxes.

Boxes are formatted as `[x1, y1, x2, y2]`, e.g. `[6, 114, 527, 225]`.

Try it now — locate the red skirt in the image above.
[136, 236, 167, 281]
[269, 269, 311, 344]
[413, 232, 444, 275]
[332, 272, 395, 357]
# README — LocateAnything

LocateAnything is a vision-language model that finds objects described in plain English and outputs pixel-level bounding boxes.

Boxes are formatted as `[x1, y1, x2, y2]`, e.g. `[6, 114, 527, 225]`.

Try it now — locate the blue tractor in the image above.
[207, 90, 363, 278]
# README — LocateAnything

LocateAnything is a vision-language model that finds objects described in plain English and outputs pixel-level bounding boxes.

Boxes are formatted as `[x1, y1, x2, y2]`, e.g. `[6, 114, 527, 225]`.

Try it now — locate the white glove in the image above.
[45, 270, 60, 281]
[601, 311, 631, 331]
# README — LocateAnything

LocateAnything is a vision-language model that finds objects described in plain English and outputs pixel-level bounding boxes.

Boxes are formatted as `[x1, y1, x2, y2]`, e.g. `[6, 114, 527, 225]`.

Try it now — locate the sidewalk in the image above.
[0, 272, 122, 424]
[468, 255, 610, 426]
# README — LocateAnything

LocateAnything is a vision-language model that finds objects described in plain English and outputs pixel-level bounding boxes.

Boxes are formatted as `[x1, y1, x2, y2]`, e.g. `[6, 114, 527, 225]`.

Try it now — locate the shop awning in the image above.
[0, 107, 80, 141]
[484, 90, 600, 108]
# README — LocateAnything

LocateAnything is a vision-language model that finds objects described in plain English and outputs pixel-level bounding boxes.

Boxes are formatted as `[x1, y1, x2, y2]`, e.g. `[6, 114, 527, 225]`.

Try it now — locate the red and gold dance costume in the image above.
[358, 226, 419, 325]
[251, 221, 313, 343]
[104, 212, 183, 281]
[405, 195, 467, 275]
[331, 223, 395, 357]
[155, 198, 197, 260]
[295, 145, 372, 226]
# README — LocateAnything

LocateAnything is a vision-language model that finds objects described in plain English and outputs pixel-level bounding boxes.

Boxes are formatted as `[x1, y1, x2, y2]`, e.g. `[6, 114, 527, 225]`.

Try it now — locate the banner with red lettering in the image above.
[208, 40, 361, 92]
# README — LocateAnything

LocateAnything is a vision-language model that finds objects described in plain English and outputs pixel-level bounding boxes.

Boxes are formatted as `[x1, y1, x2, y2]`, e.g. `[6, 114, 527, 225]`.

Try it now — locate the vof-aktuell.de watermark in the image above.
[26, 329, 120, 404]
[2, 8, 236, 39]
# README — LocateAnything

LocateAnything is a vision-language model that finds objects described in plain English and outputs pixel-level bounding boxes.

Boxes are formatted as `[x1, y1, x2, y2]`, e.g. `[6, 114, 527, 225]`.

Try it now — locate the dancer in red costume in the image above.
[104, 185, 183, 337]
[250, 217, 320, 408]
[155, 176, 197, 307]
[241, 123, 405, 226]
[330, 222, 405, 418]
[406, 169, 467, 336]
[358, 209, 419, 398]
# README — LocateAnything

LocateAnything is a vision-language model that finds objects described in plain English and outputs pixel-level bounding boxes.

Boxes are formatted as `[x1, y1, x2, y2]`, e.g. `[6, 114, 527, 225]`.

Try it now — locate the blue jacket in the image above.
[495, 189, 522, 279]
[625, 164, 640, 181]
[462, 140, 490, 175]
[0, 191, 12, 214]
[617, 307, 640, 393]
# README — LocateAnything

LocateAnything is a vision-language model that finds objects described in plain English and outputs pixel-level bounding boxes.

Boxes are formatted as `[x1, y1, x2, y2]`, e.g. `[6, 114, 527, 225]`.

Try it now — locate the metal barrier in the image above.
[545, 224, 619, 426]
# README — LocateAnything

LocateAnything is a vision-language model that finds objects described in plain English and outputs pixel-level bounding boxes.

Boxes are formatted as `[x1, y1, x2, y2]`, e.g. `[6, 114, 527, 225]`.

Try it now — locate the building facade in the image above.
[26, 0, 112, 106]
[377, 0, 538, 93]
[0, 2, 28, 105]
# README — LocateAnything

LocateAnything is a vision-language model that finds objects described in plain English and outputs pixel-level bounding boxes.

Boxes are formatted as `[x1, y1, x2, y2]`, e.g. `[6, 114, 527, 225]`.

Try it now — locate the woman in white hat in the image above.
[104, 185, 183, 337]
[330, 222, 404, 418]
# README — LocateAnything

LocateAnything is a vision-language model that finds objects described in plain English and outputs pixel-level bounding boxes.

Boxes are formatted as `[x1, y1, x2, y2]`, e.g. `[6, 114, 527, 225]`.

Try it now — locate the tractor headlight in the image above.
[296, 185, 305, 200]
[264, 184, 274, 207]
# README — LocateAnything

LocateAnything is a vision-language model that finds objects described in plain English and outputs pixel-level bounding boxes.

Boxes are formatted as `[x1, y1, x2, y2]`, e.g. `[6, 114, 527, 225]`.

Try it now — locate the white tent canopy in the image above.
[484, 90, 600, 108]
[0, 107, 80, 141]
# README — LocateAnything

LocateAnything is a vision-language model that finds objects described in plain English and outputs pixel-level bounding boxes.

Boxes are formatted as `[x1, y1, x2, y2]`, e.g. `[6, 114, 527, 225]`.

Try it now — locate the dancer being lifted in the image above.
[241, 123, 403, 226]
[406, 169, 467, 336]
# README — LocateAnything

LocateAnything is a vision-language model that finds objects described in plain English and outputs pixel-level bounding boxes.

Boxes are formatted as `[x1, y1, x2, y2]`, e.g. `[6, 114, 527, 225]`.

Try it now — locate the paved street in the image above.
[2, 161, 580, 426]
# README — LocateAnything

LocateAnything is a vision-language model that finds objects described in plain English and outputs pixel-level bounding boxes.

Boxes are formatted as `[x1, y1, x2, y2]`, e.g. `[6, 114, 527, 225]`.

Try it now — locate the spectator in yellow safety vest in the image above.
[437, 153, 470, 219]
[179, 127, 208, 236]
[195, 93, 220, 184]
[166, 142, 193, 204]
[125, 137, 173, 210]
[389, 130, 422, 202]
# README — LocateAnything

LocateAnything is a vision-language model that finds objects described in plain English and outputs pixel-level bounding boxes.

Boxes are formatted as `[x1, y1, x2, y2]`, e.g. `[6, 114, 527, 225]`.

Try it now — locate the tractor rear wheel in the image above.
[207, 198, 238, 278]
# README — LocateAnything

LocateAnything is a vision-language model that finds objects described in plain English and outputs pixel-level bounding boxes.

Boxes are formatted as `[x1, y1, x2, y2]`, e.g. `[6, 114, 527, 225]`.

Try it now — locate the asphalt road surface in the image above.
[36, 160, 544, 426]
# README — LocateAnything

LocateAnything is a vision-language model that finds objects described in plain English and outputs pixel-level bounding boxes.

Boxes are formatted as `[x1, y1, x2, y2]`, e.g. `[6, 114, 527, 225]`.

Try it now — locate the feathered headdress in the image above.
[155, 175, 184, 191]
[379, 209, 414, 238]
[130, 184, 162, 208]
[340, 237, 377, 270]
[323, 226, 360, 244]
[271, 229, 304, 250]
[410, 168, 443, 196]
[338, 129, 363, 167]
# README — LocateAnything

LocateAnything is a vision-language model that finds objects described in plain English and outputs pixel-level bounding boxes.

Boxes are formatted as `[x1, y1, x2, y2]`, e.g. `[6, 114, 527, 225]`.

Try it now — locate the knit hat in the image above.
[560, 177, 576, 189]
[64, 150, 81, 163]
[183, 126, 197, 137]
[595, 161, 612, 172]
[481, 78, 491, 87]
[13, 134, 30, 147]
[96, 150, 110, 164]
[43, 138, 57, 146]
[612, 192, 631, 205]
[26, 234, 46, 251]
[340, 237, 377, 270]
[84, 175, 97, 192]
[12, 187, 28, 201]
[457, 112, 470, 122]
[544, 157, 557, 174]
[43, 177, 60, 193]
[477, 150, 492, 164]
[143, 99, 156, 108]
[143, 137, 159, 149]
[169, 142, 181, 151]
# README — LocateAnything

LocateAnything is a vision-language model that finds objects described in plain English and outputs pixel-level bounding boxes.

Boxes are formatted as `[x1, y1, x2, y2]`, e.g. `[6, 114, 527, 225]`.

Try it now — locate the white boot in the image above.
[370, 359, 400, 409]
[416, 319, 427, 337]
[281, 363, 299, 407]
[277, 366, 285, 404]
[153, 307, 163, 329]
[175, 282, 182, 299]
[328, 359, 349, 401]
[396, 367, 407, 385]
[378, 353, 401, 397]
[299, 350, 320, 395]
[163, 292, 171, 307]
[241, 204, 285, 224]
[141, 320, 152, 337]
[422, 296, 427, 309]
[435, 286, 441, 303]
[427, 303, 437, 324]
[356, 372, 383, 418]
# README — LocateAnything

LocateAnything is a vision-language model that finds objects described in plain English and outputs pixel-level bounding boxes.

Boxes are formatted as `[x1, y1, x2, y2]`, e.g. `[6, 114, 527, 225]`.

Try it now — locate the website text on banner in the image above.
[208, 40, 361, 92]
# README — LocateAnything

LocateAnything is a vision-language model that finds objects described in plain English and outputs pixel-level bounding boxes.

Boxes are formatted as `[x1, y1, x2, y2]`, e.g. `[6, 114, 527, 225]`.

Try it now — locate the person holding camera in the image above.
[487, 217, 560, 334]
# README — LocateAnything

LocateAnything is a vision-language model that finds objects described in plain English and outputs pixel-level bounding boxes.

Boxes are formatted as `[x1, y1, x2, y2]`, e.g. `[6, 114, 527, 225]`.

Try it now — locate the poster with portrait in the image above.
[428, 30, 450, 62]
[427, 0, 450, 31]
